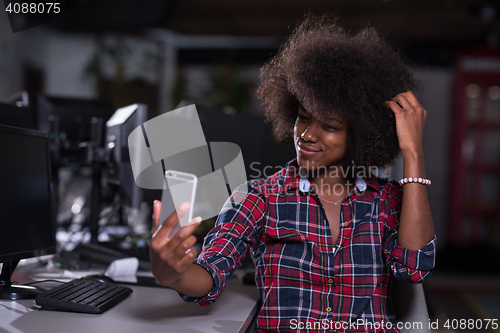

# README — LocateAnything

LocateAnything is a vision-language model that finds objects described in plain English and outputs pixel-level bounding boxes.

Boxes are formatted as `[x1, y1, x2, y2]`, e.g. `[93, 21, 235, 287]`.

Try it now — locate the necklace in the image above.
[316, 194, 344, 205]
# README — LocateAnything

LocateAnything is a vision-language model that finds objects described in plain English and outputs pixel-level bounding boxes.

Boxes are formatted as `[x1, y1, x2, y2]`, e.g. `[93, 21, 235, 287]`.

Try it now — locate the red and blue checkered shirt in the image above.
[181, 159, 436, 332]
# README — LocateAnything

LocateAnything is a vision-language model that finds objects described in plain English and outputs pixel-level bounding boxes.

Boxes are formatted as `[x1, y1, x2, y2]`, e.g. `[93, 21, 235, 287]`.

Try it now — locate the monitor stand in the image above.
[0, 260, 46, 300]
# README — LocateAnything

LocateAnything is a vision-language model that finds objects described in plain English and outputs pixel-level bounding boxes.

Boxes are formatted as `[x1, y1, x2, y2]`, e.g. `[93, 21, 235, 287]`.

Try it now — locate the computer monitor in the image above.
[0, 125, 56, 300]
[35, 95, 115, 233]
[105, 104, 148, 210]
[37, 95, 114, 168]
[37, 95, 114, 144]
[0, 102, 35, 129]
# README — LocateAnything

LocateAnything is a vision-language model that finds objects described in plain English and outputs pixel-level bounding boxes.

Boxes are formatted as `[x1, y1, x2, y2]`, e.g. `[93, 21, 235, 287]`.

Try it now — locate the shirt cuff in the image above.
[393, 235, 436, 271]
[178, 257, 225, 306]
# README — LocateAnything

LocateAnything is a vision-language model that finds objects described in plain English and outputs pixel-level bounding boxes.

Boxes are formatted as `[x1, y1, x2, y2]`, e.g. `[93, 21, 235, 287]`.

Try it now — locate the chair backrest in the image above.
[391, 280, 430, 333]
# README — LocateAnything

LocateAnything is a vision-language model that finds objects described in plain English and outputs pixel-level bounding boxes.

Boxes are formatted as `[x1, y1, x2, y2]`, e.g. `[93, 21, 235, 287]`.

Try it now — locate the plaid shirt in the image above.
[182, 159, 436, 332]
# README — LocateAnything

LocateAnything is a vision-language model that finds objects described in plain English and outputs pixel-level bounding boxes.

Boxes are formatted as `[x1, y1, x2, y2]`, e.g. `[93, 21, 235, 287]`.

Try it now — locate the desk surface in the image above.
[0, 262, 260, 333]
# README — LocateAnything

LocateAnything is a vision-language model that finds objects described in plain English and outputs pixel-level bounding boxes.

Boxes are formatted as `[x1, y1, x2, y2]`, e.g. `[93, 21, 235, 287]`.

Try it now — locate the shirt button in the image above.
[343, 222, 348, 226]
[328, 278, 334, 283]
[326, 307, 332, 312]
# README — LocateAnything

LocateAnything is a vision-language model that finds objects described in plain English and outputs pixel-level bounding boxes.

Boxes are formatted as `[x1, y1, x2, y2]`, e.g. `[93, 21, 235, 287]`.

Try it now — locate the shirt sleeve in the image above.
[382, 181, 436, 284]
[179, 181, 266, 306]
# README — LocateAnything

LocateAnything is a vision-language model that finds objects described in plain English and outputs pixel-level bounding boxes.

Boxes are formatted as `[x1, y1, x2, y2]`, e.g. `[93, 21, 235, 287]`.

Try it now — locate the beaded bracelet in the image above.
[399, 177, 431, 186]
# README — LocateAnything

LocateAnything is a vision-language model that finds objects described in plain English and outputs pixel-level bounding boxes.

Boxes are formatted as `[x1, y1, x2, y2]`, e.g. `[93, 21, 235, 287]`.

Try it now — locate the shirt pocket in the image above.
[263, 201, 308, 242]
[350, 218, 384, 279]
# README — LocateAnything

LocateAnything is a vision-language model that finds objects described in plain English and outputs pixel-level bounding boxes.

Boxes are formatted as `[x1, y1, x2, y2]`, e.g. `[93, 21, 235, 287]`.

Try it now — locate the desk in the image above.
[0, 261, 260, 333]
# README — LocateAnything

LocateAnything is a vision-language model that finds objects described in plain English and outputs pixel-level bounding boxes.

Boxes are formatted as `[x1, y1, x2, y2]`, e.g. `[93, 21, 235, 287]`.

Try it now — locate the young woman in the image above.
[150, 16, 436, 332]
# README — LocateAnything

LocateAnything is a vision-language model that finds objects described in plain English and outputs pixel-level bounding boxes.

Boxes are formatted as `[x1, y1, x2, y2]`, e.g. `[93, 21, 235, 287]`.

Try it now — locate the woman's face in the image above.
[293, 107, 348, 172]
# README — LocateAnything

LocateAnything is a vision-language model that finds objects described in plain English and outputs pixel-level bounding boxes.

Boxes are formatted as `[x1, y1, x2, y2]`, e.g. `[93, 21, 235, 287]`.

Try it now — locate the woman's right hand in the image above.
[149, 200, 202, 287]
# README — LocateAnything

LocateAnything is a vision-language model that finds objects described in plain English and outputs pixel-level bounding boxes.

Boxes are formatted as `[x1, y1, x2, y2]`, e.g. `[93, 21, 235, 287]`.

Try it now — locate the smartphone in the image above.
[156, 170, 198, 239]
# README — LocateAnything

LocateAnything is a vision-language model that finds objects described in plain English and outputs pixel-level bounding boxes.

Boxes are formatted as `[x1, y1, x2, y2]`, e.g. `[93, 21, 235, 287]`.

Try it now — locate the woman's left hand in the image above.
[386, 91, 435, 250]
[385, 91, 427, 155]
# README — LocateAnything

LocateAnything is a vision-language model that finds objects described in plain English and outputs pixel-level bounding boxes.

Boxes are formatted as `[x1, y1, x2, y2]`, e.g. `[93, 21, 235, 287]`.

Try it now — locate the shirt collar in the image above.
[281, 159, 377, 194]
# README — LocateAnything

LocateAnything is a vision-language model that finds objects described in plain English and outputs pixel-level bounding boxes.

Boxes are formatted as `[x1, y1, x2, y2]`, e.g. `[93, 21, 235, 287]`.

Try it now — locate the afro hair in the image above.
[256, 15, 420, 168]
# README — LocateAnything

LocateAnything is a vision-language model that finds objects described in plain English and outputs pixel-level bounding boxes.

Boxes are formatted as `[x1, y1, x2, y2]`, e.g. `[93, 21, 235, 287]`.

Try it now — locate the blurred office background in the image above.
[0, 0, 499, 329]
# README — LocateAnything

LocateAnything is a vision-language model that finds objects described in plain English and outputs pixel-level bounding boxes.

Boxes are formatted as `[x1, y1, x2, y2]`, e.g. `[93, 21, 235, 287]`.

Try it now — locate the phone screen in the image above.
[158, 170, 197, 239]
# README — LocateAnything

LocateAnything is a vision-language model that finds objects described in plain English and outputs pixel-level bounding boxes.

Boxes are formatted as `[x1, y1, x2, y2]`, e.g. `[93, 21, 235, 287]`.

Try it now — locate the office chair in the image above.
[391, 279, 431, 333]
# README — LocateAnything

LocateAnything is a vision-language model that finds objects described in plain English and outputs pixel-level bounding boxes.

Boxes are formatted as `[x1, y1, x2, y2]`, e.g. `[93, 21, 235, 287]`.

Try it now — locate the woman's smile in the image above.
[296, 140, 322, 158]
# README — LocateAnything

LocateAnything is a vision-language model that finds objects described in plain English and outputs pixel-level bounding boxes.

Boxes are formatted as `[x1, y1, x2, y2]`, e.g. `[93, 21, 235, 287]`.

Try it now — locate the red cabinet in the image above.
[449, 46, 500, 247]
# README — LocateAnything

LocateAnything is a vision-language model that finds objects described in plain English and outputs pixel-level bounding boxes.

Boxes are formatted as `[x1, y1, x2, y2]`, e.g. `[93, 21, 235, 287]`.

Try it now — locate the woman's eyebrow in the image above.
[298, 104, 343, 124]
[328, 117, 343, 125]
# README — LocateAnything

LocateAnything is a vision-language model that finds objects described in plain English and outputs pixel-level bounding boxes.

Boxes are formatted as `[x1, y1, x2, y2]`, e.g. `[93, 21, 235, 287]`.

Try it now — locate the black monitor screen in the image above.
[37, 95, 114, 143]
[0, 125, 55, 262]
[0, 102, 35, 130]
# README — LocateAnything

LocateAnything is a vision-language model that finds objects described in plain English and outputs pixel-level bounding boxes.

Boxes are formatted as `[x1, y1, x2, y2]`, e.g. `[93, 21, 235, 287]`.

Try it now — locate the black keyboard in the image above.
[35, 278, 133, 314]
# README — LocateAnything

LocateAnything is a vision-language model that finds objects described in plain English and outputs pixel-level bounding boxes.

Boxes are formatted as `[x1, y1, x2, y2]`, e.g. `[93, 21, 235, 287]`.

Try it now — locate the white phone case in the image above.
[157, 170, 197, 239]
